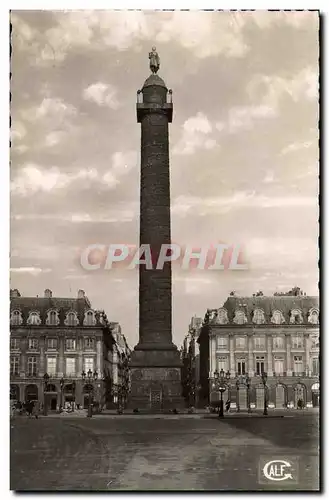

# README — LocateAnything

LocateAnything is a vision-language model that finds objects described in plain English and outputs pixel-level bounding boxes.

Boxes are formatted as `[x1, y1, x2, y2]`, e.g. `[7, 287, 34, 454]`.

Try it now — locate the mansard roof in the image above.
[222, 295, 319, 324]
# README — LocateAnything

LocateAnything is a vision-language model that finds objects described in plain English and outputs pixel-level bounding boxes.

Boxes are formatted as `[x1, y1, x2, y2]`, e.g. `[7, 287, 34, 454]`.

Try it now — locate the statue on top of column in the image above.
[149, 46, 160, 74]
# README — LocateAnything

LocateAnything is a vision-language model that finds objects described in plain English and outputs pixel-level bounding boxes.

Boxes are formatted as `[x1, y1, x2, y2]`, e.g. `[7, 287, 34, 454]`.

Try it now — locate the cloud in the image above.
[156, 11, 248, 58]
[11, 152, 137, 196]
[247, 67, 319, 109]
[83, 82, 120, 109]
[281, 141, 314, 156]
[173, 112, 217, 155]
[172, 192, 317, 216]
[10, 267, 52, 275]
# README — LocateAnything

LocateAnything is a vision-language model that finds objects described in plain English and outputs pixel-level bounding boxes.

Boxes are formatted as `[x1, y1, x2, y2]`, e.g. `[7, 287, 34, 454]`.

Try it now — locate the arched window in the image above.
[46, 310, 59, 326]
[290, 309, 303, 324]
[27, 311, 41, 326]
[271, 310, 285, 325]
[216, 308, 229, 324]
[10, 310, 22, 326]
[233, 310, 247, 325]
[83, 310, 96, 326]
[252, 309, 265, 325]
[64, 311, 79, 326]
[308, 308, 319, 325]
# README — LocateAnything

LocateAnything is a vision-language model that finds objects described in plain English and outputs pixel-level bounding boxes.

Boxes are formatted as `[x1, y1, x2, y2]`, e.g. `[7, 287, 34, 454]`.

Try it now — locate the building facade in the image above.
[198, 290, 319, 409]
[181, 316, 202, 407]
[103, 322, 131, 408]
[10, 288, 125, 410]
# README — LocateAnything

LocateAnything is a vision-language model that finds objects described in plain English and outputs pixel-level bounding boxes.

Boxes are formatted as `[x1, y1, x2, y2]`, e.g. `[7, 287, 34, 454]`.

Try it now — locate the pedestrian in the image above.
[33, 401, 39, 419]
[26, 401, 34, 418]
[225, 399, 231, 412]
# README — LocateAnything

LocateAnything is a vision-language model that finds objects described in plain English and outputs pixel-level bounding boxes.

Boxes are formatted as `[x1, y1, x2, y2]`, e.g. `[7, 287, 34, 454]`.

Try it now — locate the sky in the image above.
[10, 10, 319, 348]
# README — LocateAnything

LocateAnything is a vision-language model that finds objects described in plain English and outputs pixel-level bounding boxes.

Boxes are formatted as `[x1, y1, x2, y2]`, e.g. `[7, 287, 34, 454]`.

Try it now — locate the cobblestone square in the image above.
[10, 413, 319, 491]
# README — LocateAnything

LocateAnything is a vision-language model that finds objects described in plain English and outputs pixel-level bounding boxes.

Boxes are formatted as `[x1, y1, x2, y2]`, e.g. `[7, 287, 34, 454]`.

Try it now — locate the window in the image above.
[274, 357, 284, 375]
[290, 309, 303, 324]
[237, 359, 246, 375]
[312, 357, 319, 375]
[11, 310, 22, 326]
[256, 356, 265, 375]
[294, 356, 303, 374]
[66, 338, 76, 351]
[65, 311, 78, 326]
[28, 338, 38, 350]
[10, 338, 19, 350]
[84, 337, 94, 349]
[233, 310, 247, 325]
[84, 357, 94, 372]
[10, 356, 19, 375]
[217, 356, 228, 372]
[254, 337, 265, 349]
[27, 356, 37, 376]
[217, 337, 228, 349]
[47, 338, 58, 350]
[47, 357, 57, 375]
[252, 309, 265, 324]
[84, 310, 95, 326]
[273, 336, 284, 349]
[292, 335, 303, 349]
[236, 337, 246, 349]
[27, 312, 41, 325]
[271, 310, 284, 325]
[46, 310, 59, 326]
[66, 357, 76, 375]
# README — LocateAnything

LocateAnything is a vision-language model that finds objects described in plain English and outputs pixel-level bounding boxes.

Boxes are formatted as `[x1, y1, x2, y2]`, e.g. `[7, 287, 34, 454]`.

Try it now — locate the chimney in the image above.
[78, 289, 85, 299]
[10, 289, 21, 298]
[44, 289, 52, 298]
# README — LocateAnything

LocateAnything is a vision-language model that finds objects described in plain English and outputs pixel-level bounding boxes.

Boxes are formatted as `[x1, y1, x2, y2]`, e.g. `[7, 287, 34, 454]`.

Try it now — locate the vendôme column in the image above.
[129, 48, 183, 410]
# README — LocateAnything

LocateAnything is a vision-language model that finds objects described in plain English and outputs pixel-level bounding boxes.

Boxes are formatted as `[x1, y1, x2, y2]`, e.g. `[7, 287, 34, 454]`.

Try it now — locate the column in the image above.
[229, 334, 235, 377]
[96, 339, 102, 378]
[209, 334, 216, 378]
[248, 334, 253, 377]
[58, 336, 64, 377]
[286, 334, 292, 376]
[267, 335, 273, 377]
[39, 336, 45, 376]
[77, 336, 83, 376]
[20, 337, 27, 378]
[305, 334, 310, 376]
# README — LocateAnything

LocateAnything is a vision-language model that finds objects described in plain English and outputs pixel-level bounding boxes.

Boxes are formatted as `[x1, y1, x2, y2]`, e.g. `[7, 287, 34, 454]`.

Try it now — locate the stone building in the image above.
[9, 288, 126, 410]
[181, 316, 202, 406]
[103, 322, 131, 408]
[198, 290, 320, 409]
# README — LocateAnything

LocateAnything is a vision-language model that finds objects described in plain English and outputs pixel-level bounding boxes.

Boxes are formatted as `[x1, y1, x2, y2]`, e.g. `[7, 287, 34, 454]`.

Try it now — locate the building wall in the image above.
[199, 295, 319, 409]
[9, 290, 121, 410]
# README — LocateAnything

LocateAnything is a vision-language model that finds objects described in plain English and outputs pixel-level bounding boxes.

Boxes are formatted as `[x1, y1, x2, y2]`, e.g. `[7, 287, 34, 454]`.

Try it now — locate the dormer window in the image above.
[271, 310, 285, 325]
[64, 311, 79, 326]
[233, 310, 247, 325]
[83, 310, 96, 326]
[290, 309, 303, 324]
[10, 310, 23, 326]
[46, 310, 59, 326]
[308, 308, 319, 325]
[215, 308, 229, 325]
[27, 311, 41, 326]
[252, 309, 265, 325]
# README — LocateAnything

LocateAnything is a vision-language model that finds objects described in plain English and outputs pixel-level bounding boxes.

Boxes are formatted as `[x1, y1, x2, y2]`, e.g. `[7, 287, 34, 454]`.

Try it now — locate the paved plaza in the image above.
[10, 413, 319, 491]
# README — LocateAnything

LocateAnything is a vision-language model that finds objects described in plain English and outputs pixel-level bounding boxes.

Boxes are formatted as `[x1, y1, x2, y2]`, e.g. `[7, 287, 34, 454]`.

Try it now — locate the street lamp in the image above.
[82, 369, 98, 418]
[261, 372, 268, 416]
[60, 377, 65, 412]
[43, 373, 49, 416]
[212, 369, 230, 418]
